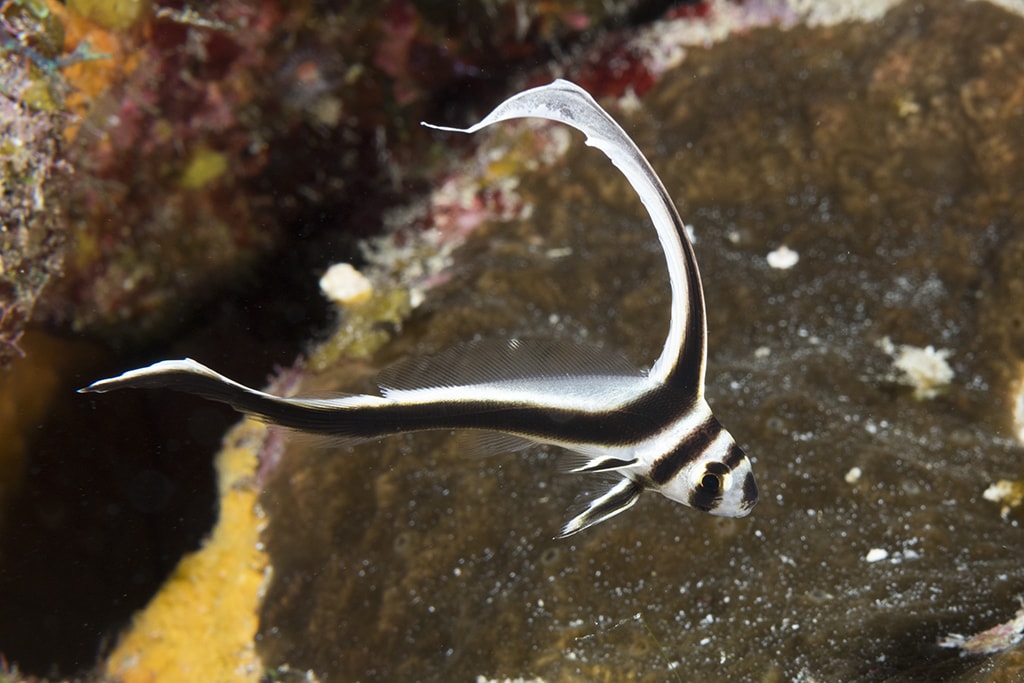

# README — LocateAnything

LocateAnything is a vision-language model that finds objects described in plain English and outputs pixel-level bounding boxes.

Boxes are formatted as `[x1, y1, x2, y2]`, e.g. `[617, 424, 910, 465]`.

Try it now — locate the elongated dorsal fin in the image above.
[423, 79, 707, 394]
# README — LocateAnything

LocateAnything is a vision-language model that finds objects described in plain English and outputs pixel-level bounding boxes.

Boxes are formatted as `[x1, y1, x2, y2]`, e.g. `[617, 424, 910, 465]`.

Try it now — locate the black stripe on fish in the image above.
[631, 160, 707, 399]
[648, 414, 722, 486]
[88, 360, 704, 448]
[722, 442, 747, 470]
[741, 471, 759, 512]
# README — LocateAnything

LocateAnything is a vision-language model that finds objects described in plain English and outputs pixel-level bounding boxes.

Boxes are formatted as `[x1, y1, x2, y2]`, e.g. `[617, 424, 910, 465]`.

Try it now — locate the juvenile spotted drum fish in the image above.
[81, 80, 758, 537]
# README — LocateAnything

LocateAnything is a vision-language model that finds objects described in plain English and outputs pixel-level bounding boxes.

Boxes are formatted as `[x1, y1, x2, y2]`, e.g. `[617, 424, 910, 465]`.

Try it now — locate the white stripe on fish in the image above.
[80, 80, 758, 537]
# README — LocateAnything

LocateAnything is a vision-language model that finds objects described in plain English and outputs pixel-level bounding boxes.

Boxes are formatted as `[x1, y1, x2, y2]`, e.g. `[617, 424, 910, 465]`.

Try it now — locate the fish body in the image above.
[81, 80, 758, 537]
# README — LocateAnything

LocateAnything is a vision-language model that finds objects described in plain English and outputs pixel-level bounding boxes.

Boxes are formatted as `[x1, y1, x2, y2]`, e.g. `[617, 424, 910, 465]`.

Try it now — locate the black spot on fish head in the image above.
[740, 470, 759, 514]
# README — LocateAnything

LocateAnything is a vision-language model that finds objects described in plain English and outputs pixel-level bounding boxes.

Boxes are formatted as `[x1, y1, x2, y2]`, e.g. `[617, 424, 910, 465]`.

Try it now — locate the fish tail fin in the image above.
[81, 359, 245, 395]
[79, 359, 387, 438]
[558, 475, 643, 538]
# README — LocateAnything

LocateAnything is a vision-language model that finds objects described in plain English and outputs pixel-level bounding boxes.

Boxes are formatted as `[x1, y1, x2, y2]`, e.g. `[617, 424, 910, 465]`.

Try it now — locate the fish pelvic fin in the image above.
[558, 476, 643, 538]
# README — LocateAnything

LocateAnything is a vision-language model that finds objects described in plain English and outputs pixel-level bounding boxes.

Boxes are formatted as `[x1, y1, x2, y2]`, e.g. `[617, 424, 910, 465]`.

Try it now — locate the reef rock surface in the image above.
[254, 1, 1024, 680]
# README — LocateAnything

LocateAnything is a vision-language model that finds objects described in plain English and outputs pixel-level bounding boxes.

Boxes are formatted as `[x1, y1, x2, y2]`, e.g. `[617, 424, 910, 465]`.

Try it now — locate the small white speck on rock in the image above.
[865, 548, 889, 563]
[766, 245, 799, 269]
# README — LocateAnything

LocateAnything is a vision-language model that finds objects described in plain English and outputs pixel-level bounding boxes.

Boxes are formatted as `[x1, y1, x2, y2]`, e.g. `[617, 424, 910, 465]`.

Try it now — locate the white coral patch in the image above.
[982, 1, 1024, 19]
[878, 338, 955, 400]
[892, 345, 954, 399]
[319, 263, 373, 305]
[788, 0, 902, 26]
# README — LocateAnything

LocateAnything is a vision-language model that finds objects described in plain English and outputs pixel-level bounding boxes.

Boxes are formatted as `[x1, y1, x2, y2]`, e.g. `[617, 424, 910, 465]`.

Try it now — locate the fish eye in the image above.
[695, 462, 732, 494]
[699, 472, 722, 493]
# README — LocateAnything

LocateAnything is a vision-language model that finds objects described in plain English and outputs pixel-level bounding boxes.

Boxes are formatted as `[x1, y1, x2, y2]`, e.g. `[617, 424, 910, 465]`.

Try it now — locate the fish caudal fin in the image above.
[79, 359, 252, 397]
[78, 359, 388, 438]
[558, 476, 643, 538]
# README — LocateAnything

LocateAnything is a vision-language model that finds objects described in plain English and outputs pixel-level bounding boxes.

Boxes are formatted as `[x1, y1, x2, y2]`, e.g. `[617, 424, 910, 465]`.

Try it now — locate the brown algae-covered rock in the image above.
[254, 1, 1024, 681]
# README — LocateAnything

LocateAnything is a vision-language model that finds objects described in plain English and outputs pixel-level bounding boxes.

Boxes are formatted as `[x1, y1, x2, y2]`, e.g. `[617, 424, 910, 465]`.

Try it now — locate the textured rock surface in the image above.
[256, 1, 1024, 681]
[0, 1, 650, 677]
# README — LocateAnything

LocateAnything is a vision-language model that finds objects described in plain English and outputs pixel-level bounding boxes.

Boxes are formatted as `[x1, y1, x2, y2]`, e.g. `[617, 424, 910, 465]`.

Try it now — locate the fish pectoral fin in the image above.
[558, 476, 643, 538]
[558, 451, 638, 474]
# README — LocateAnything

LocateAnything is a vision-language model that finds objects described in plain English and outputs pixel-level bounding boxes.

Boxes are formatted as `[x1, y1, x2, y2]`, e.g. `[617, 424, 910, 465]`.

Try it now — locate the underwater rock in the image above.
[0, 7, 69, 369]
[29, 0, 646, 345]
[255, 1, 1024, 681]
[0, 2, 652, 678]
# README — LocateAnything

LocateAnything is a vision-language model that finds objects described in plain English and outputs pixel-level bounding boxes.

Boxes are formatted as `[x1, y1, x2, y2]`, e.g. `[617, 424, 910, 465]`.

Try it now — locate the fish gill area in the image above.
[256, 2, 1024, 681]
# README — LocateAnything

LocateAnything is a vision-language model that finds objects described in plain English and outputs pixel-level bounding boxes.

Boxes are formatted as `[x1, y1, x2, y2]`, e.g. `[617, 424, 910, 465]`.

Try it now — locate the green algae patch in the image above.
[307, 287, 413, 371]
[1, 0, 65, 58]
[67, 0, 149, 31]
[17, 75, 63, 113]
[180, 146, 230, 189]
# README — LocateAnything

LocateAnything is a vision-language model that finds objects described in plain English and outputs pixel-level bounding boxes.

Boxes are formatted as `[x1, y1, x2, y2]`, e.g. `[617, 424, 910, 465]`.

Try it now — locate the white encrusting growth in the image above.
[878, 337, 954, 400]
[983, 479, 1024, 520]
[789, 0, 901, 26]
[766, 245, 799, 270]
[319, 263, 373, 305]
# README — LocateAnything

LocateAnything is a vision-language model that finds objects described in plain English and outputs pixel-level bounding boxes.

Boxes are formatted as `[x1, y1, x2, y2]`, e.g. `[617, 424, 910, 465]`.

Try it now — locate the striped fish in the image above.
[81, 80, 758, 537]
